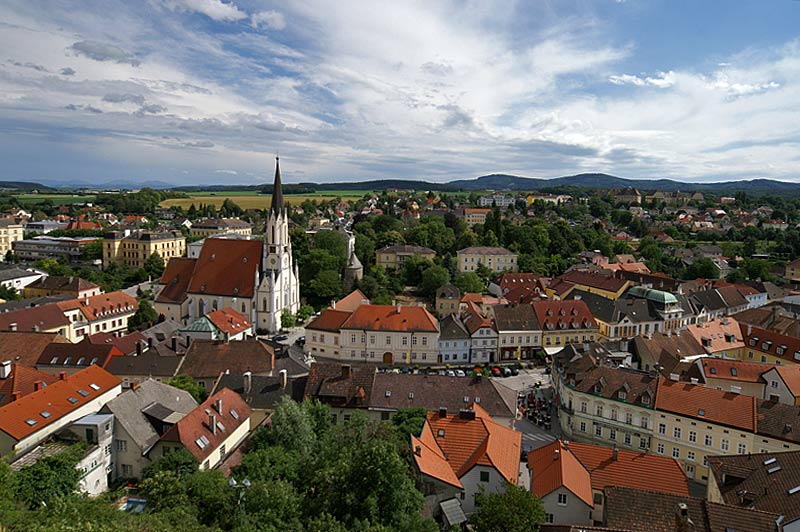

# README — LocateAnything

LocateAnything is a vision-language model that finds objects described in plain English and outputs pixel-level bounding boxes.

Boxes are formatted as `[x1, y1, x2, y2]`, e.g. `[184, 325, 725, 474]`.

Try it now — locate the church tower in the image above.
[257, 157, 301, 332]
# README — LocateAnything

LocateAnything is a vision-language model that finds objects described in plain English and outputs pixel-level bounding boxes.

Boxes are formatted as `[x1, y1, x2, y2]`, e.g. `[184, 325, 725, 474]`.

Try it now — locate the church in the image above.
[154, 158, 301, 334]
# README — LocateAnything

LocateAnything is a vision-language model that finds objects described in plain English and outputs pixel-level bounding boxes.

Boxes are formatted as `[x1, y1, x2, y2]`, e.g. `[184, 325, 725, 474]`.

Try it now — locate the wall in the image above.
[459, 465, 509, 515]
[761, 369, 799, 405]
[540, 487, 592, 526]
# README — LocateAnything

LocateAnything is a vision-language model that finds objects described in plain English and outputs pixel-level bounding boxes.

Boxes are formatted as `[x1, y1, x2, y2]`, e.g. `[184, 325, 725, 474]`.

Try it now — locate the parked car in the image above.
[491, 367, 501, 377]
[503, 367, 512, 377]
[510, 366, 520, 376]
[455, 369, 466, 377]
[295, 336, 306, 346]
[272, 334, 289, 342]
[446, 370, 456, 377]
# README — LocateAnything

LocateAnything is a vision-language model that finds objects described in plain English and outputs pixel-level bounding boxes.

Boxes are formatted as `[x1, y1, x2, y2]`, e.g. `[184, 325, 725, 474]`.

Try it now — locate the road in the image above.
[494, 367, 562, 452]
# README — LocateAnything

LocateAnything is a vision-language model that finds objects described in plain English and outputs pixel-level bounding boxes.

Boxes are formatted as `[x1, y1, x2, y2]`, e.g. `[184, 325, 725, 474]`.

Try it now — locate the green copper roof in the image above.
[628, 286, 678, 305]
[181, 316, 216, 333]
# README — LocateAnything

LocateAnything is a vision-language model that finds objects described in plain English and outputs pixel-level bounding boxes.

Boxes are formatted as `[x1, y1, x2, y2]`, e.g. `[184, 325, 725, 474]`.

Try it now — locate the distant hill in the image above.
[0, 180, 55, 192]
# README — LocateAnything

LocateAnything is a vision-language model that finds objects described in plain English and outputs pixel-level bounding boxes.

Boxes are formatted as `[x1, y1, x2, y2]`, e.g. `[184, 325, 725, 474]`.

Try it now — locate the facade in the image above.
[461, 301, 498, 364]
[0, 267, 43, 292]
[438, 314, 470, 363]
[375, 244, 436, 270]
[190, 218, 253, 238]
[786, 257, 800, 282]
[12, 236, 99, 262]
[462, 208, 491, 226]
[761, 365, 800, 405]
[435, 284, 461, 317]
[0, 219, 24, 260]
[24, 275, 102, 299]
[493, 303, 541, 361]
[55, 291, 139, 341]
[103, 230, 186, 270]
[533, 300, 599, 349]
[457, 246, 518, 273]
[478, 194, 515, 208]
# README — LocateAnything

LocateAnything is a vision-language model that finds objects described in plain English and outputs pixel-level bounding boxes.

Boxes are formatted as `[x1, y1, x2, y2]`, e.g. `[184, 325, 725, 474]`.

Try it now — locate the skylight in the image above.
[40, 411, 51, 418]
[764, 457, 777, 466]
[196, 437, 207, 449]
[89, 383, 100, 391]
[698, 409, 705, 416]
[789, 485, 800, 495]
[230, 409, 239, 420]
[77, 389, 90, 397]
[25, 418, 37, 426]
[768, 466, 781, 474]
[67, 397, 78, 404]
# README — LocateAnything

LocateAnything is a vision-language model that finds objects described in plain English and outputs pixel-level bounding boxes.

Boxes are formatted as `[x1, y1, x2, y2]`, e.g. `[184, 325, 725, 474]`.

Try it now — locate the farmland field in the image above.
[13, 193, 97, 206]
[160, 190, 370, 210]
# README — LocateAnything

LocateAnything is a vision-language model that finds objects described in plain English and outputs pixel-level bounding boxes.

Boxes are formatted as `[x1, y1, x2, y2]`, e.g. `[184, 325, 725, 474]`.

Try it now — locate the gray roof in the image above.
[104, 347, 184, 378]
[493, 303, 539, 331]
[0, 267, 39, 282]
[214, 374, 306, 410]
[99, 380, 197, 453]
[438, 314, 469, 341]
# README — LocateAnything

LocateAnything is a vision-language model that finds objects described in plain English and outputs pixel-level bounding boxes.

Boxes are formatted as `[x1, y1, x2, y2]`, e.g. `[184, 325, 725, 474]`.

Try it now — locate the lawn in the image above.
[160, 192, 368, 210]
[13, 193, 97, 206]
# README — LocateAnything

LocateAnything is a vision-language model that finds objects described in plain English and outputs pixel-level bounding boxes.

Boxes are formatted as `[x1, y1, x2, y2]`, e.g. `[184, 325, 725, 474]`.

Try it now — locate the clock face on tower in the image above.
[270, 257, 277, 266]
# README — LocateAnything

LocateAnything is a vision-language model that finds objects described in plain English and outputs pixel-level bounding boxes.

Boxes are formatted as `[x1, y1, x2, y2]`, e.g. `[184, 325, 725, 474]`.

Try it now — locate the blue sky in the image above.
[1, 0, 799, 186]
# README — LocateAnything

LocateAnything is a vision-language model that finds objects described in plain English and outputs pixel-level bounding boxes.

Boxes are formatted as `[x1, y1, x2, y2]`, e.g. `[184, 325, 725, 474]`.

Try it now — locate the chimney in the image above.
[747, 324, 752, 336]
[11, 391, 21, 402]
[612, 445, 618, 461]
[9, 322, 17, 332]
[215, 398, 223, 414]
[675, 502, 694, 532]
[209, 413, 217, 435]
[341, 365, 352, 380]
[438, 407, 447, 418]
[243, 371, 252, 394]
[136, 342, 142, 356]
[459, 409, 476, 420]
[147, 337, 153, 349]
[34, 380, 43, 391]
[131, 381, 140, 391]
[33, 324, 40, 332]
[171, 337, 178, 352]
[185, 335, 191, 348]
[0, 361, 10, 380]
[414, 445, 422, 456]
[280, 369, 288, 389]
[554, 449, 560, 461]
[59, 371, 67, 381]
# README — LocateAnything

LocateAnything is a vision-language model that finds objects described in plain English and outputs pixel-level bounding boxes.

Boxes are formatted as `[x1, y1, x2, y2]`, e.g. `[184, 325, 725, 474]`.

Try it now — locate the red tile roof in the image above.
[37, 341, 124, 369]
[333, 289, 369, 312]
[533, 300, 598, 331]
[156, 258, 197, 304]
[57, 291, 138, 322]
[740, 324, 800, 364]
[205, 307, 251, 336]
[771, 365, 800, 396]
[0, 332, 69, 367]
[0, 365, 120, 441]
[655, 378, 757, 431]
[421, 404, 521, 484]
[0, 303, 70, 333]
[411, 431, 463, 489]
[529, 440, 593, 507]
[180, 339, 275, 380]
[187, 239, 263, 298]
[341, 304, 438, 332]
[685, 318, 744, 354]
[306, 308, 353, 332]
[701, 358, 768, 384]
[159, 387, 251, 463]
[0, 363, 59, 406]
[557, 270, 629, 293]
[86, 331, 147, 356]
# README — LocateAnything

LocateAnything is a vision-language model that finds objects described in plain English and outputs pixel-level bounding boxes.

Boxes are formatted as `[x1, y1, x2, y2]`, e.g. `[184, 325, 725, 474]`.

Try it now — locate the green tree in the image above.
[144, 252, 166, 278]
[419, 265, 450, 298]
[309, 270, 342, 303]
[128, 299, 158, 331]
[80, 239, 103, 261]
[454, 272, 484, 293]
[470, 483, 546, 532]
[143, 448, 199, 480]
[297, 304, 315, 322]
[14, 444, 84, 509]
[0, 284, 21, 301]
[685, 257, 720, 280]
[281, 310, 296, 330]
[391, 408, 427, 439]
[167, 374, 207, 403]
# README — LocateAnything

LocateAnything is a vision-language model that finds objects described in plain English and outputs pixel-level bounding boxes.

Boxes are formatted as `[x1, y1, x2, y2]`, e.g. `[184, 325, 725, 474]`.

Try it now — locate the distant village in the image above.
[2, 175, 800, 531]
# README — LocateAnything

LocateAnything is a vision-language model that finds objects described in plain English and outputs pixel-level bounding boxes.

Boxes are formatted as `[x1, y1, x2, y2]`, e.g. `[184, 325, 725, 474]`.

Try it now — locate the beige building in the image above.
[375, 244, 436, 270]
[103, 230, 185, 270]
[463, 208, 491, 226]
[457, 246, 518, 273]
[189, 217, 253, 238]
[0, 219, 24, 261]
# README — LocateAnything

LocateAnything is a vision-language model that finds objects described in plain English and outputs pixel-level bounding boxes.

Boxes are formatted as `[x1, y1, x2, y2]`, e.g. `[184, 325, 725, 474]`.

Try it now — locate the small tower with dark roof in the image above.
[343, 249, 363, 292]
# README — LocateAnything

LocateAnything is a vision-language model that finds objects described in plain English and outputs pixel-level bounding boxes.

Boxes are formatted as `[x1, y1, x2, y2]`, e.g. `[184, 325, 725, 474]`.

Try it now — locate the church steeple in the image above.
[270, 156, 284, 216]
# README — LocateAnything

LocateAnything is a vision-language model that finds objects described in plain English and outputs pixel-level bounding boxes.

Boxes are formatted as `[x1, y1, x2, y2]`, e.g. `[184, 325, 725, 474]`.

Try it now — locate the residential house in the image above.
[435, 284, 461, 317]
[740, 323, 800, 364]
[0, 219, 24, 260]
[0, 267, 44, 293]
[456, 246, 518, 273]
[685, 318, 744, 359]
[612, 188, 641, 204]
[488, 273, 548, 299]
[103, 230, 186, 270]
[493, 303, 541, 361]
[190, 218, 253, 238]
[303, 363, 376, 424]
[179, 338, 275, 391]
[761, 365, 800, 405]
[180, 307, 253, 341]
[0, 331, 69, 367]
[533, 300, 599, 350]
[375, 244, 436, 271]
[36, 340, 124, 376]
[149, 387, 252, 471]
[478, 194, 515, 208]
[459, 293, 507, 318]
[696, 357, 768, 397]
[24, 276, 101, 299]
[550, 271, 632, 301]
[0, 361, 59, 406]
[411, 404, 521, 518]
[12, 236, 99, 262]
[632, 329, 706, 377]
[438, 314, 471, 364]
[529, 440, 689, 525]
[0, 302, 72, 337]
[99, 379, 197, 480]
[0, 365, 121, 457]
[55, 291, 139, 341]
[461, 301, 497, 364]
[103, 337, 187, 389]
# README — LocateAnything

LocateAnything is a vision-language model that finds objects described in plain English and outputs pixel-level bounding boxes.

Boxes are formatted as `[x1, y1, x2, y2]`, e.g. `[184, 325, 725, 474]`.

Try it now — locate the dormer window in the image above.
[641, 394, 651, 406]
[437, 429, 445, 437]
[709, 367, 717, 375]
[730, 368, 738, 377]
[618, 390, 627, 400]
[749, 338, 758, 347]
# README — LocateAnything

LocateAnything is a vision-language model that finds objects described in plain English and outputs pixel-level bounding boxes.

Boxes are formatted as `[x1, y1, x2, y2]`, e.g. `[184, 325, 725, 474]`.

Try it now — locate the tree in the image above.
[281, 309, 296, 330]
[470, 483, 546, 532]
[167, 374, 207, 403]
[143, 448, 199, 480]
[14, 444, 84, 509]
[454, 272, 484, 293]
[419, 265, 450, 298]
[297, 304, 315, 322]
[309, 270, 342, 304]
[80, 240, 103, 261]
[144, 252, 165, 278]
[0, 284, 21, 301]
[391, 408, 427, 439]
[685, 257, 720, 280]
[128, 300, 158, 331]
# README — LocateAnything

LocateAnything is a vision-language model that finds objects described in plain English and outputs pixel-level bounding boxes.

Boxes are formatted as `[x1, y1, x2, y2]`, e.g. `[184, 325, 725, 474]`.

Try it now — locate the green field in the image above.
[13, 193, 97, 206]
[160, 191, 370, 210]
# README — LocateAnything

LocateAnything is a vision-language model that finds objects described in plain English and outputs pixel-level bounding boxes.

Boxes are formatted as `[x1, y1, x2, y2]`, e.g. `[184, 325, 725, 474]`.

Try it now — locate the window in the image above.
[625, 412, 633, 425]
[639, 437, 648, 449]
[640, 417, 648, 429]
[350, 334, 356, 343]
[579, 422, 586, 433]
[386, 336, 391, 345]
[609, 428, 616, 440]
[738, 443, 747, 454]
[611, 409, 618, 421]
[689, 431, 697, 443]
[657, 443, 665, 454]
[547, 514, 554, 524]
[595, 425, 602, 437]
[480, 471, 490, 482]
[557, 493, 568, 506]
[705, 434, 713, 447]
[402, 336, 408, 346]
[580, 401, 587, 413]
[115, 439, 127, 452]
[596, 404, 603, 417]
[624, 432, 631, 445]
[672, 447, 680, 459]
[772, 381, 779, 389]
[220, 444, 226, 457]
[721, 439, 730, 452]
[687, 451, 695, 461]
[121, 464, 132, 477]
[674, 427, 682, 439]
[658, 423, 666, 435]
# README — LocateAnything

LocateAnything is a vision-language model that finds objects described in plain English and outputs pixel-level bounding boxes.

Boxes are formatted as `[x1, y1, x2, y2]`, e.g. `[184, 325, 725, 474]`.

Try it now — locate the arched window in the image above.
[241, 302, 246, 313]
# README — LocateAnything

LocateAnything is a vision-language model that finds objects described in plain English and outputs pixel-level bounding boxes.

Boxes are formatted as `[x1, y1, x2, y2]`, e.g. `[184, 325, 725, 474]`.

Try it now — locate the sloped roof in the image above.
[377, 244, 436, 254]
[156, 257, 197, 304]
[457, 246, 514, 255]
[342, 304, 438, 332]
[740, 324, 800, 364]
[159, 387, 251, 463]
[0, 365, 120, 441]
[492, 303, 539, 331]
[303, 362, 375, 408]
[533, 300, 598, 331]
[25, 276, 99, 293]
[411, 430, 463, 489]
[187, 239, 263, 298]
[0, 331, 68, 367]
[180, 339, 274, 380]
[37, 341, 124, 368]
[205, 307, 251, 336]
[100, 379, 197, 453]
[0, 363, 59, 406]
[557, 270, 629, 293]
[771, 365, 800, 396]
[755, 399, 800, 445]
[0, 303, 70, 332]
[56, 291, 138, 323]
[655, 378, 756, 431]
[86, 331, 147, 356]
[685, 318, 744, 353]
[104, 345, 183, 378]
[306, 308, 353, 332]
[529, 440, 593, 506]
[701, 358, 767, 384]
[438, 314, 470, 341]
[333, 289, 369, 312]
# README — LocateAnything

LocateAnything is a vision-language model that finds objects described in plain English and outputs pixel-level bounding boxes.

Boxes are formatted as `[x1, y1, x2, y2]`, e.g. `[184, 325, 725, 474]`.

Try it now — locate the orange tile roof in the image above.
[655, 378, 756, 431]
[206, 307, 251, 336]
[0, 363, 59, 406]
[0, 304, 70, 333]
[772, 365, 800, 396]
[422, 403, 521, 485]
[156, 257, 197, 304]
[567, 441, 689, 496]
[685, 318, 743, 353]
[158, 387, 251, 463]
[529, 440, 593, 506]
[411, 431, 463, 489]
[333, 289, 369, 312]
[342, 304, 438, 333]
[306, 308, 353, 332]
[701, 358, 769, 384]
[740, 324, 800, 364]
[0, 365, 120, 441]
[187, 239, 263, 298]
[0, 332, 68, 367]
[57, 291, 138, 322]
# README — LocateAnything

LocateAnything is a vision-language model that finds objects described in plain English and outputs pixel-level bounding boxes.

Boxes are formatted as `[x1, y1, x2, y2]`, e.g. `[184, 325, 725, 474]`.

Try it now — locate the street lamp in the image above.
[229, 476, 251, 521]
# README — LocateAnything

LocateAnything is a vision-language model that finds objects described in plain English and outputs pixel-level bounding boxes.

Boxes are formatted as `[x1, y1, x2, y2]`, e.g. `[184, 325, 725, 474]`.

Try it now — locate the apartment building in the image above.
[103, 230, 186, 270]
[375, 244, 436, 270]
[533, 300, 599, 349]
[189, 217, 253, 238]
[462, 208, 491, 226]
[0, 219, 24, 261]
[493, 303, 541, 361]
[12, 236, 98, 262]
[457, 246, 518, 273]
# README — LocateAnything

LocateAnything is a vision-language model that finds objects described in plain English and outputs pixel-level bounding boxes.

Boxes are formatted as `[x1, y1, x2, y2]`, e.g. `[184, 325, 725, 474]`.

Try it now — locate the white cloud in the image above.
[69, 40, 140, 66]
[609, 71, 676, 88]
[166, 0, 246, 22]
[251, 10, 285, 30]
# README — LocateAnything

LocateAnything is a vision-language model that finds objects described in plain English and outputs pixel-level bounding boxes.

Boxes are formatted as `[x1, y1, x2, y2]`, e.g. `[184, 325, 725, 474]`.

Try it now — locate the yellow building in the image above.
[375, 244, 436, 270]
[740, 323, 800, 365]
[463, 208, 491, 226]
[785, 258, 800, 281]
[0, 220, 24, 261]
[103, 230, 186, 270]
[533, 300, 599, 348]
[457, 246, 518, 273]
[189, 217, 252, 238]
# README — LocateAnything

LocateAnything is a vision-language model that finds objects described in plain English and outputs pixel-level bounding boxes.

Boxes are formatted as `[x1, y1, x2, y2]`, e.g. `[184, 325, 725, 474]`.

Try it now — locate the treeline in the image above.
[95, 188, 187, 215]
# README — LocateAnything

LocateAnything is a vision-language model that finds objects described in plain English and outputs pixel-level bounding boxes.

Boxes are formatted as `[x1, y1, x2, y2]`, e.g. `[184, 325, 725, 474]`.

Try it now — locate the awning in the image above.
[439, 498, 467, 527]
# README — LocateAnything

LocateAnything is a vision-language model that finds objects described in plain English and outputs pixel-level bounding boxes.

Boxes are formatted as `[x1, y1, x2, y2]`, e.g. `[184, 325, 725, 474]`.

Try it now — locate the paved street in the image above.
[493, 368, 562, 452]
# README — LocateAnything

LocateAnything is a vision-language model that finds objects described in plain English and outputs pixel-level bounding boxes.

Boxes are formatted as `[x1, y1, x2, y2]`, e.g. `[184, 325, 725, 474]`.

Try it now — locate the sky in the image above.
[1, 0, 800, 186]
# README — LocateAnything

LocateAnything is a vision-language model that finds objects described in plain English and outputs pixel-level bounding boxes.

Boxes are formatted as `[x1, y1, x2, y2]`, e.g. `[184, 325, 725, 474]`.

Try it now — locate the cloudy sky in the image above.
[1, 0, 799, 186]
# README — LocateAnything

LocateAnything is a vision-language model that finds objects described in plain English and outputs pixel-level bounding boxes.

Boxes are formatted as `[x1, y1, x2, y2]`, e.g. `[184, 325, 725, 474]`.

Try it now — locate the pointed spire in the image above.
[270, 156, 284, 216]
